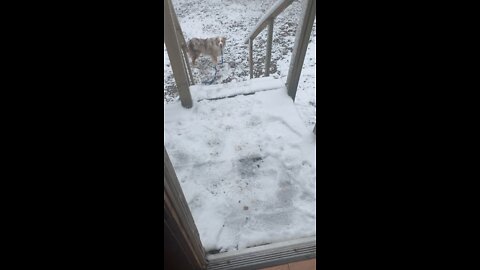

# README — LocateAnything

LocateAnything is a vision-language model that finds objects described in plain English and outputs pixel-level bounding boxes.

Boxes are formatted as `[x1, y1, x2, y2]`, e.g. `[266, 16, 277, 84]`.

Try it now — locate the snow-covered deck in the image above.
[164, 77, 316, 253]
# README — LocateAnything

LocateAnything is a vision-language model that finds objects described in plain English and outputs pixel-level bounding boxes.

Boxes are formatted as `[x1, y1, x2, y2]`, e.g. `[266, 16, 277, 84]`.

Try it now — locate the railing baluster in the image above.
[244, 0, 295, 44]
[245, 0, 296, 80]
[249, 38, 253, 79]
[265, 19, 274, 77]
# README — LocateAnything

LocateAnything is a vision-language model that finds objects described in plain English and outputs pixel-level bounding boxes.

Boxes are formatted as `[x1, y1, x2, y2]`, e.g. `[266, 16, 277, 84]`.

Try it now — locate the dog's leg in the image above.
[211, 55, 217, 65]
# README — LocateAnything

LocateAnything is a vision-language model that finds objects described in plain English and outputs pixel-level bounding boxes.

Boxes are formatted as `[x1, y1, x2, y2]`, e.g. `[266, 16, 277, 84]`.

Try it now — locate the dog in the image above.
[185, 36, 226, 65]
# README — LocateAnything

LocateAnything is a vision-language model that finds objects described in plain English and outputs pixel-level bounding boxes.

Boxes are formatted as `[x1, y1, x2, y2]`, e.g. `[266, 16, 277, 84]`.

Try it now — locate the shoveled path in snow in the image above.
[164, 77, 316, 253]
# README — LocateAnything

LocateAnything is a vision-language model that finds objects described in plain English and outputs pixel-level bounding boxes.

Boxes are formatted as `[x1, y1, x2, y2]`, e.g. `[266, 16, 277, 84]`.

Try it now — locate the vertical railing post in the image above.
[182, 46, 195, 86]
[164, 0, 193, 108]
[265, 19, 274, 77]
[169, 1, 195, 85]
[286, 0, 316, 101]
[249, 38, 254, 79]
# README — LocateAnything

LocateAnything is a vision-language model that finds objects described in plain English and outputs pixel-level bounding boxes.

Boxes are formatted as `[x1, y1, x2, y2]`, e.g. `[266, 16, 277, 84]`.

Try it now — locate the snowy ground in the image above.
[164, 0, 316, 130]
[164, 0, 316, 254]
[165, 80, 316, 253]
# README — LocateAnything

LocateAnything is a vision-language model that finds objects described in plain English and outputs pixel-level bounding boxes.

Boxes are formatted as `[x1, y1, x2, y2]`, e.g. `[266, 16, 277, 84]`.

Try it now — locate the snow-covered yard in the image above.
[164, 0, 316, 254]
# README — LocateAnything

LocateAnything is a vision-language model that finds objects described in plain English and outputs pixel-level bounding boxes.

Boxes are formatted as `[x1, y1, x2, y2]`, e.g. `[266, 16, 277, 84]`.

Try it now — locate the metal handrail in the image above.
[244, 0, 295, 79]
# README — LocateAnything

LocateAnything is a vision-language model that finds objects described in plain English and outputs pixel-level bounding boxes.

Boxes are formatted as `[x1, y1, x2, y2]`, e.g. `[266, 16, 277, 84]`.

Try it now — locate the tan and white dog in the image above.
[185, 36, 226, 65]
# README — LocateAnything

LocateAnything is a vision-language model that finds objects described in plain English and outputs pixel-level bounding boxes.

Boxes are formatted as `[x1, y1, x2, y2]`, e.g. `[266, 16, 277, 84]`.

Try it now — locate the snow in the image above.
[191, 76, 285, 101]
[164, 0, 316, 253]
[165, 81, 316, 253]
[164, 0, 316, 130]
[245, 0, 295, 43]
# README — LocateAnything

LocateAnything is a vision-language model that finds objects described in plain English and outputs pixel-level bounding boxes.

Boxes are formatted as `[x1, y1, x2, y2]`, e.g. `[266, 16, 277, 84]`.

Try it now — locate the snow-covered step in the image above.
[191, 77, 285, 101]
[164, 87, 316, 253]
